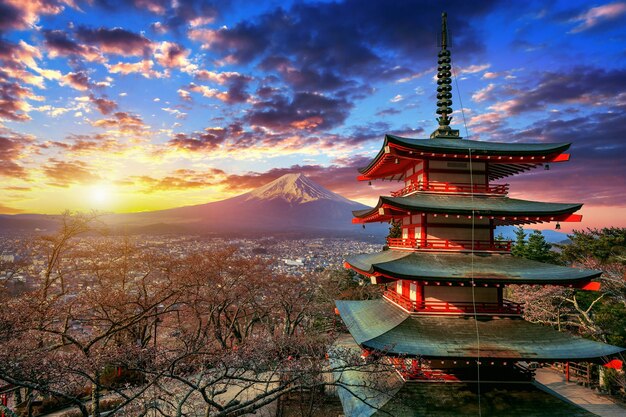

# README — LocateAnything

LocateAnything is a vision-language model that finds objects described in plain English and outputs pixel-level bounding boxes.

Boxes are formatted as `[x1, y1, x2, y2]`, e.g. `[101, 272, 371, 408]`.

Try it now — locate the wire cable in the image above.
[454, 66, 481, 417]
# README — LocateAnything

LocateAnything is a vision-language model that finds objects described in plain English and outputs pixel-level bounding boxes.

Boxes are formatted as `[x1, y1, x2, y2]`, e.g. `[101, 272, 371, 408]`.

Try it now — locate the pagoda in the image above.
[334, 12, 625, 417]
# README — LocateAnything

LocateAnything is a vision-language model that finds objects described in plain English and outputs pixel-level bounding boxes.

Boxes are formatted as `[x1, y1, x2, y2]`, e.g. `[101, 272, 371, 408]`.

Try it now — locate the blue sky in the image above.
[0, 0, 625, 230]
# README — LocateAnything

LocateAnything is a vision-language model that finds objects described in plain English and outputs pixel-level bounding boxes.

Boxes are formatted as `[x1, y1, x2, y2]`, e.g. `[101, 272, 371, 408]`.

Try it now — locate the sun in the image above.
[90, 184, 113, 206]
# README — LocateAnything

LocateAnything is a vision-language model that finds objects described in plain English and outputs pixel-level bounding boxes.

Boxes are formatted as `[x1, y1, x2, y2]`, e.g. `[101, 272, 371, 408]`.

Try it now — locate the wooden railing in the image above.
[386, 238, 512, 252]
[391, 181, 509, 197]
[384, 290, 524, 315]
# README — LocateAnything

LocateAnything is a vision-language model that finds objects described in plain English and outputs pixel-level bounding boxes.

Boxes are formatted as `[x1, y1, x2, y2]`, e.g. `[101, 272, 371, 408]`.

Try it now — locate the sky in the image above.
[0, 0, 625, 232]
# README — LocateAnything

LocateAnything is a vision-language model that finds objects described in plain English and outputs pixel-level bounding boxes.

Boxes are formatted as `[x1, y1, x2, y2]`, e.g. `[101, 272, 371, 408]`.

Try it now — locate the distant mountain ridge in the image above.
[0, 173, 386, 237]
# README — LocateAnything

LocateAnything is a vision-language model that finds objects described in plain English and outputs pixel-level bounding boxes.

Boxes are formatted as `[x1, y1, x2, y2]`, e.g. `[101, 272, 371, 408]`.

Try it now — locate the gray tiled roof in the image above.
[346, 250, 601, 284]
[336, 299, 624, 360]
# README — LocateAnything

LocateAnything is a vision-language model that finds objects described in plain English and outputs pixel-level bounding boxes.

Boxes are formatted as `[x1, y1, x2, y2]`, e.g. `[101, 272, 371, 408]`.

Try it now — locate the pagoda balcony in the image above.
[391, 181, 509, 197]
[383, 290, 524, 316]
[387, 237, 512, 252]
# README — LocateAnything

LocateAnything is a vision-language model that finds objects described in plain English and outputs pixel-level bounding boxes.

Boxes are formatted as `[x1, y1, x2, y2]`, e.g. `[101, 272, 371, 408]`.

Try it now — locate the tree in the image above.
[0, 216, 391, 416]
[510, 227, 562, 264]
[509, 228, 626, 347]
[387, 220, 401, 239]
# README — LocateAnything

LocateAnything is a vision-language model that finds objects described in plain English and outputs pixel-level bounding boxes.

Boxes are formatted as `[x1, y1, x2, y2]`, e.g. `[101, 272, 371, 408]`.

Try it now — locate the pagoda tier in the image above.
[345, 251, 601, 286]
[352, 194, 583, 226]
[336, 299, 625, 361]
[358, 134, 571, 181]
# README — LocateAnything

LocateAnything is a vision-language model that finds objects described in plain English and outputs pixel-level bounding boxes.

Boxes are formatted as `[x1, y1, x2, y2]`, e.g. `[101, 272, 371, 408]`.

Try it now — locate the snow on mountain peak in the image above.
[246, 173, 352, 204]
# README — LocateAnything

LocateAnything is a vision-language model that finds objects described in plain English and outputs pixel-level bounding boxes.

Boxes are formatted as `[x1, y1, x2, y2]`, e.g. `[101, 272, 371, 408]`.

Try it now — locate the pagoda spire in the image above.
[430, 12, 461, 139]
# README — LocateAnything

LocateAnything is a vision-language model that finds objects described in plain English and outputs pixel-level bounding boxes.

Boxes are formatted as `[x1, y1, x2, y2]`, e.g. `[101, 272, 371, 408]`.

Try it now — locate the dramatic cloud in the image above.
[488, 67, 626, 116]
[45, 133, 125, 154]
[194, 70, 252, 103]
[0, 0, 73, 32]
[129, 167, 226, 192]
[0, 132, 33, 178]
[246, 92, 352, 132]
[60, 71, 91, 91]
[91, 111, 147, 135]
[506, 106, 626, 206]
[75, 26, 153, 56]
[154, 41, 195, 72]
[43, 29, 104, 62]
[89, 95, 118, 115]
[167, 127, 230, 151]
[42, 158, 100, 187]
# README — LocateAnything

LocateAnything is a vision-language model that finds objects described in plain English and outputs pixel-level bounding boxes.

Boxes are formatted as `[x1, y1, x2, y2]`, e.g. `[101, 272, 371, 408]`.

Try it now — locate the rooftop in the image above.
[336, 299, 624, 361]
[345, 250, 601, 285]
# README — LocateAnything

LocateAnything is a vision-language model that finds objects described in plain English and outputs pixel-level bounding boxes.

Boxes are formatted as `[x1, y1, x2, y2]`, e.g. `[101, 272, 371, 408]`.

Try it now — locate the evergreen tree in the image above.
[511, 227, 562, 265]
[510, 226, 527, 258]
[387, 219, 402, 239]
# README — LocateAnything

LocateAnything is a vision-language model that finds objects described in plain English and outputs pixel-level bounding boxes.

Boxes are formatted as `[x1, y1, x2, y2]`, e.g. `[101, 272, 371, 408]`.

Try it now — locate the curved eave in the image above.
[344, 251, 602, 285]
[353, 195, 583, 224]
[336, 299, 624, 361]
[358, 134, 571, 181]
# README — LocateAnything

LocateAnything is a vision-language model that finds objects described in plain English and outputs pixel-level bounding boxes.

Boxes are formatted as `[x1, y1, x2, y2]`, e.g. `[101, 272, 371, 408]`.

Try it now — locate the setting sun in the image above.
[89, 184, 113, 207]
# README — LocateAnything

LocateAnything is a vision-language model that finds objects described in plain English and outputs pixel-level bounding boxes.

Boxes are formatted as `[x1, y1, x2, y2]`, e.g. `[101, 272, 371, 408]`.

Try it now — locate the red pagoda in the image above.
[334, 12, 624, 417]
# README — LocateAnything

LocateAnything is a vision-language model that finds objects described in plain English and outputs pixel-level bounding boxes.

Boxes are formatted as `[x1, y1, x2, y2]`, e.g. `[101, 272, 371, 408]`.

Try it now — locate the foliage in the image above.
[0, 213, 390, 417]
[509, 228, 626, 350]
[387, 219, 402, 239]
[510, 226, 562, 265]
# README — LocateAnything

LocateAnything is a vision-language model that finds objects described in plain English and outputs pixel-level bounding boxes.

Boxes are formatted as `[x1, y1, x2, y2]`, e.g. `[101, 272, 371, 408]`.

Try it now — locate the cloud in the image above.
[42, 158, 100, 187]
[0, 0, 73, 32]
[60, 71, 91, 91]
[0, 203, 23, 214]
[128, 167, 226, 193]
[43, 29, 104, 62]
[569, 2, 626, 33]
[246, 92, 352, 132]
[154, 41, 195, 72]
[91, 111, 148, 135]
[494, 67, 626, 115]
[89, 95, 118, 115]
[75, 26, 153, 56]
[194, 70, 252, 103]
[45, 133, 125, 154]
[167, 127, 229, 151]
[0, 78, 43, 121]
[457, 63, 491, 75]
[106, 59, 164, 78]
[472, 83, 496, 103]
[0, 131, 33, 178]
[505, 107, 626, 206]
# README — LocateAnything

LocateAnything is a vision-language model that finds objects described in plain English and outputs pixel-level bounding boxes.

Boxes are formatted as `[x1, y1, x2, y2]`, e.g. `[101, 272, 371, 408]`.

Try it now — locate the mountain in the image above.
[0, 173, 386, 237]
[495, 225, 569, 244]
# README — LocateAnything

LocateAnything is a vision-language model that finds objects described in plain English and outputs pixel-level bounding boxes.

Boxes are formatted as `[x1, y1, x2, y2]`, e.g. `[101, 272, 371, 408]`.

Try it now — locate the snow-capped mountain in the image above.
[245, 173, 354, 204]
[1, 174, 384, 236]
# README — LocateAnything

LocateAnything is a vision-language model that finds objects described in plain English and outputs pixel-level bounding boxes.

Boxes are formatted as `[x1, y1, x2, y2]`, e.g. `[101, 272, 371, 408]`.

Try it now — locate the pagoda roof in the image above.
[359, 134, 571, 181]
[353, 194, 582, 225]
[370, 381, 597, 417]
[345, 250, 601, 284]
[336, 299, 624, 361]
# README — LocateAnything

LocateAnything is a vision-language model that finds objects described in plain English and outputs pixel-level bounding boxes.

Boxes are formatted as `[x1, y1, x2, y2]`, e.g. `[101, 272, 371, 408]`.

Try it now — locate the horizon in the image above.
[1, 0, 626, 234]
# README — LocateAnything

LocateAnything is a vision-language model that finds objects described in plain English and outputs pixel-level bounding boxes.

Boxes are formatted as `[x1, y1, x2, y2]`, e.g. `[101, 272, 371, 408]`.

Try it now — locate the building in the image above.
[334, 12, 624, 417]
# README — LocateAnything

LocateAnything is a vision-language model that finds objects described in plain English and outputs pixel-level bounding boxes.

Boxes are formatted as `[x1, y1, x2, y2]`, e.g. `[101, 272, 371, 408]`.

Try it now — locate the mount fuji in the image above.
[109, 173, 381, 235]
[0, 174, 385, 236]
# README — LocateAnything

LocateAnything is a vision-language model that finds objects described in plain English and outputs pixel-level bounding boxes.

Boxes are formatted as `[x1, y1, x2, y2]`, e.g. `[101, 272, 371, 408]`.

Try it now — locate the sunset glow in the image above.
[0, 0, 625, 231]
